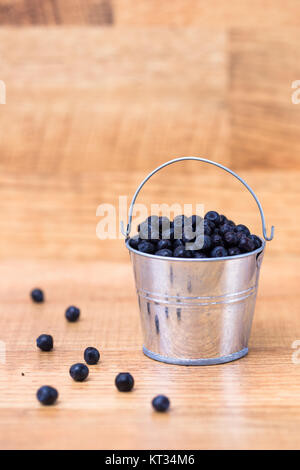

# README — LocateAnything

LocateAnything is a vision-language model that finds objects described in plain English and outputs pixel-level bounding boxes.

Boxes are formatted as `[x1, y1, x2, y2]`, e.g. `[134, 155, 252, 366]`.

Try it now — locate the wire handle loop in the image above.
[120, 157, 274, 242]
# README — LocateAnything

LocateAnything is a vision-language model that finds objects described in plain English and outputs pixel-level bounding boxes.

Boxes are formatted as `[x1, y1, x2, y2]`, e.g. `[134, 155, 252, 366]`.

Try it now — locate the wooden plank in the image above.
[0, 168, 296, 261]
[229, 30, 300, 169]
[1, 1, 300, 27]
[0, 28, 228, 174]
[0, 256, 299, 449]
[0, 0, 114, 25]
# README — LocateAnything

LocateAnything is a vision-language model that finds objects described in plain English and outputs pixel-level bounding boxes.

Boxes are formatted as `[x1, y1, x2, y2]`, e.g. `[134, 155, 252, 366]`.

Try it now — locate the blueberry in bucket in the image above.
[138, 240, 155, 254]
[129, 212, 262, 259]
[210, 246, 228, 258]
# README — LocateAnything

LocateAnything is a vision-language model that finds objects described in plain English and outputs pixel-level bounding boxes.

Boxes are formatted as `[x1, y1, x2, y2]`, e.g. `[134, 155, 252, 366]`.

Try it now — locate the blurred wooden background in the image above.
[0, 0, 299, 261]
[0, 0, 300, 450]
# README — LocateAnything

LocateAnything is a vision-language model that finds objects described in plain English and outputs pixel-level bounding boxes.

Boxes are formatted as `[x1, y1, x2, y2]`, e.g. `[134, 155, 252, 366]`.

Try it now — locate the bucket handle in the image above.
[121, 157, 274, 242]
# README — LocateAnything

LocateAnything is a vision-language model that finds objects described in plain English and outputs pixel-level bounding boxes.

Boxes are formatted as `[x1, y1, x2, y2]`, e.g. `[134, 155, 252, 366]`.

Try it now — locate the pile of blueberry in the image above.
[129, 211, 262, 259]
[31, 288, 170, 412]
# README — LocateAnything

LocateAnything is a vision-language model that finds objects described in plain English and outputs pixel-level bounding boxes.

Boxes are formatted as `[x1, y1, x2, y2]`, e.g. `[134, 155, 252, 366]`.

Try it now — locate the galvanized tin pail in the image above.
[122, 157, 274, 365]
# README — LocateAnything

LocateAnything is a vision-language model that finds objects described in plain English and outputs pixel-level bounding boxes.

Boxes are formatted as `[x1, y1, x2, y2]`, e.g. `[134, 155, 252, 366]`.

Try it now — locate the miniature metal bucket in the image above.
[122, 157, 274, 365]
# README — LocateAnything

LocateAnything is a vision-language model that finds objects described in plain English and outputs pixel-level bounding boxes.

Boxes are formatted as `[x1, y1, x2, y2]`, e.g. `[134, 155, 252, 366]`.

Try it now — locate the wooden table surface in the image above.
[0, 1, 300, 450]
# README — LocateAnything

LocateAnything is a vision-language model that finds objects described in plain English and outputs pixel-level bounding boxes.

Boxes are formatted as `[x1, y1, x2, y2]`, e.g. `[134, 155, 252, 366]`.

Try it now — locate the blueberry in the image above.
[115, 372, 134, 392]
[69, 363, 89, 382]
[156, 239, 172, 251]
[193, 251, 207, 258]
[173, 245, 187, 258]
[235, 224, 250, 236]
[205, 211, 220, 226]
[65, 305, 80, 322]
[227, 220, 236, 228]
[238, 236, 255, 253]
[31, 288, 44, 303]
[84, 347, 100, 365]
[188, 215, 203, 229]
[139, 220, 159, 241]
[37, 386, 58, 406]
[194, 234, 212, 252]
[184, 250, 194, 258]
[223, 231, 238, 247]
[155, 249, 173, 257]
[137, 240, 155, 254]
[152, 395, 170, 412]
[210, 246, 228, 258]
[129, 237, 140, 250]
[173, 215, 187, 227]
[219, 223, 233, 235]
[158, 216, 170, 232]
[36, 334, 53, 352]
[219, 215, 227, 225]
[236, 231, 245, 241]
[182, 227, 196, 243]
[228, 247, 241, 256]
[250, 234, 262, 249]
[161, 227, 175, 241]
[173, 239, 184, 249]
[202, 220, 212, 236]
[211, 233, 224, 247]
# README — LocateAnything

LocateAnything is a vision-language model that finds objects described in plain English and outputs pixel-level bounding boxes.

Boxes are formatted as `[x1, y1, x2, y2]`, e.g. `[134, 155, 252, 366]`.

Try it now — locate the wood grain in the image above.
[0, 254, 299, 450]
[0, 0, 299, 449]
[1, 1, 300, 27]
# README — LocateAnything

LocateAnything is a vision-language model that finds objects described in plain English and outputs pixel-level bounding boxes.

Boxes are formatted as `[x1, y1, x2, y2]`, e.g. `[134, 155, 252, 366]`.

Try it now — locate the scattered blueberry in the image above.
[69, 363, 89, 382]
[210, 246, 228, 258]
[37, 386, 58, 406]
[115, 372, 134, 392]
[84, 347, 100, 365]
[36, 334, 53, 352]
[65, 305, 80, 322]
[31, 288, 44, 303]
[152, 395, 170, 412]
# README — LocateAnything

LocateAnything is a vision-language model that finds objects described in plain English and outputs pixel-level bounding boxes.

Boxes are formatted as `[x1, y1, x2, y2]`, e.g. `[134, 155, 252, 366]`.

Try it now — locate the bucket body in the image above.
[127, 240, 265, 365]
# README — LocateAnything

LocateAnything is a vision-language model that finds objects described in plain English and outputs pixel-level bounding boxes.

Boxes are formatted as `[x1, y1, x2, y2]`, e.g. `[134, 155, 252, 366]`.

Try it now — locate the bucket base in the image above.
[143, 346, 248, 366]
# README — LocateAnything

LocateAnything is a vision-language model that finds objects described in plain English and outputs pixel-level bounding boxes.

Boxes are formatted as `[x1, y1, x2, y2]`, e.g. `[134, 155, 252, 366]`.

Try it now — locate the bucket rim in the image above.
[125, 236, 265, 262]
